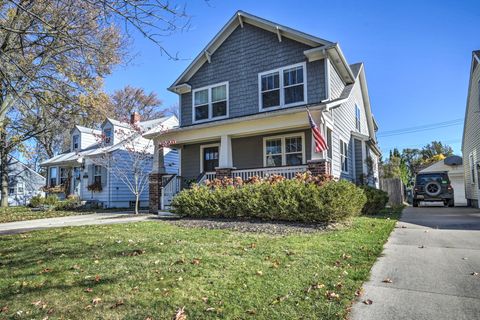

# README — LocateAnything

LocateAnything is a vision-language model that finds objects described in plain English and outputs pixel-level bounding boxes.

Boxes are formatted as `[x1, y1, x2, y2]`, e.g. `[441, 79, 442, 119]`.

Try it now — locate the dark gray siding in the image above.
[180, 23, 326, 126]
[232, 129, 311, 169]
[180, 130, 311, 179]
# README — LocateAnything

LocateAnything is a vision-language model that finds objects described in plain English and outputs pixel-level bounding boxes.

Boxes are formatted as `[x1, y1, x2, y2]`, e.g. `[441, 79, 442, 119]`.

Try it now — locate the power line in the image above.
[377, 118, 463, 137]
[381, 139, 462, 151]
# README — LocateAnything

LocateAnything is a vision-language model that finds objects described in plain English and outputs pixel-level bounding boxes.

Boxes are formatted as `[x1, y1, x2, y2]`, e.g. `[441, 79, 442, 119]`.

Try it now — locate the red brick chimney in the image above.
[130, 112, 141, 124]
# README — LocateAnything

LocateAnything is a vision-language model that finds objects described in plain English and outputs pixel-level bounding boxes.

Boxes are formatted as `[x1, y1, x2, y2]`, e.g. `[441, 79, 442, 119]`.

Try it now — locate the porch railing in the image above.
[161, 174, 182, 210]
[231, 165, 307, 180]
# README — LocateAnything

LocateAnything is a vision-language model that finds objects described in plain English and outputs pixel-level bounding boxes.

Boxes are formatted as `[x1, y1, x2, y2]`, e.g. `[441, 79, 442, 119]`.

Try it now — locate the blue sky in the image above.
[104, 0, 480, 156]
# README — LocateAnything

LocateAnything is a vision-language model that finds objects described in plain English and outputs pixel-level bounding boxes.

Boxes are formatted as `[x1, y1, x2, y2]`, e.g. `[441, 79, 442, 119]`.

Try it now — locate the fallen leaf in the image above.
[126, 249, 145, 257]
[342, 253, 352, 259]
[256, 271, 263, 276]
[418, 245, 425, 249]
[94, 275, 101, 282]
[382, 278, 393, 283]
[85, 288, 93, 293]
[40, 268, 52, 274]
[92, 298, 102, 305]
[363, 299, 373, 305]
[205, 307, 215, 312]
[462, 257, 468, 260]
[201, 297, 208, 303]
[305, 283, 324, 292]
[246, 309, 256, 315]
[271, 295, 289, 304]
[271, 260, 280, 269]
[471, 272, 479, 276]
[0, 306, 8, 313]
[191, 259, 201, 265]
[32, 300, 47, 309]
[401, 225, 407, 228]
[355, 288, 364, 297]
[326, 291, 340, 300]
[110, 300, 124, 309]
[250, 243, 256, 249]
[173, 306, 187, 320]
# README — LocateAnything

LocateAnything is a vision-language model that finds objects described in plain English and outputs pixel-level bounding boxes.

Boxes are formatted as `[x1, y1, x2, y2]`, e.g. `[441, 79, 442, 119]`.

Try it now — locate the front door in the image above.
[203, 146, 219, 172]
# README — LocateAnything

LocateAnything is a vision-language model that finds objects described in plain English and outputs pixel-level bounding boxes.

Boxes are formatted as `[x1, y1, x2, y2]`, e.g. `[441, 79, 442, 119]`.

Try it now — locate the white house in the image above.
[419, 155, 467, 206]
[41, 113, 179, 208]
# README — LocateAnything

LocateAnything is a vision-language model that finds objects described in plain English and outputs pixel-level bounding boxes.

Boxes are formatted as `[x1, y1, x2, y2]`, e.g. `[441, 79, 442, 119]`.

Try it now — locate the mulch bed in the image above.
[163, 217, 340, 235]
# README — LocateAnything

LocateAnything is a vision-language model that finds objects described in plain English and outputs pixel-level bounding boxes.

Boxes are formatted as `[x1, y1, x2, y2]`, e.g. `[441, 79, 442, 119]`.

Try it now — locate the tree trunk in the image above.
[135, 193, 140, 215]
[0, 129, 9, 207]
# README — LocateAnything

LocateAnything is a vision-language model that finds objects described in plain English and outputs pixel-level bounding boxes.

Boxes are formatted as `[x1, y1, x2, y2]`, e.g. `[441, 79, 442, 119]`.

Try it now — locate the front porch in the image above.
[149, 109, 333, 212]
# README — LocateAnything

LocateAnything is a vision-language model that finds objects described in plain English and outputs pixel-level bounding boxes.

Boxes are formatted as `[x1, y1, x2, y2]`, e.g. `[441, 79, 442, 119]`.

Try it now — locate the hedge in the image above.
[361, 186, 389, 215]
[171, 174, 367, 223]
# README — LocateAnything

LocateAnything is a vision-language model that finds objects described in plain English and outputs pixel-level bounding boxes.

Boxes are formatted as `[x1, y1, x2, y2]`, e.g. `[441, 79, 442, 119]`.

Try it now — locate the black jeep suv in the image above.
[413, 172, 454, 207]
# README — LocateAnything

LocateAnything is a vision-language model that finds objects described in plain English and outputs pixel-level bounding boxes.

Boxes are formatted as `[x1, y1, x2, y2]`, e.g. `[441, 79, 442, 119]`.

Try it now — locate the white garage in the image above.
[419, 156, 467, 206]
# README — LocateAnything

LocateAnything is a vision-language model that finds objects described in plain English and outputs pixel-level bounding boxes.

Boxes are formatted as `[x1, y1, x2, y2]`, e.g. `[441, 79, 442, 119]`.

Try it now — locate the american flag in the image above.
[307, 109, 328, 153]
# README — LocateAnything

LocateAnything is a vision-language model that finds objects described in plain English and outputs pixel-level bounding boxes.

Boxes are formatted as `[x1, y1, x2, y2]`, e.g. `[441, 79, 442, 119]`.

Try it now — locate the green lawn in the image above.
[0, 207, 96, 224]
[0, 211, 400, 319]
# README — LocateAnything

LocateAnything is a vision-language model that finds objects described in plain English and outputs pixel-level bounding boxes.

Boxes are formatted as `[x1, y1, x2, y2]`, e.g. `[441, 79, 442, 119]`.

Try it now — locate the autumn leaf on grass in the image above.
[191, 259, 201, 265]
[355, 288, 364, 297]
[173, 306, 187, 320]
[271, 260, 280, 269]
[92, 298, 102, 305]
[126, 249, 145, 256]
[250, 243, 256, 249]
[471, 272, 479, 276]
[0, 306, 8, 313]
[255, 271, 263, 276]
[271, 294, 289, 305]
[246, 309, 256, 315]
[363, 299, 373, 305]
[40, 268, 52, 274]
[326, 291, 340, 300]
[32, 300, 47, 309]
[94, 275, 101, 282]
[382, 278, 393, 283]
[342, 253, 352, 260]
[85, 288, 93, 293]
[305, 283, 325, 293]
[110, 300, 124, 309]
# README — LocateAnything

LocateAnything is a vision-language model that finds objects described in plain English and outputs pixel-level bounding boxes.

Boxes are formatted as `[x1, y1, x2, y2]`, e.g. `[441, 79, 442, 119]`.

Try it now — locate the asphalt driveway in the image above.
[350, 205, 480, 320]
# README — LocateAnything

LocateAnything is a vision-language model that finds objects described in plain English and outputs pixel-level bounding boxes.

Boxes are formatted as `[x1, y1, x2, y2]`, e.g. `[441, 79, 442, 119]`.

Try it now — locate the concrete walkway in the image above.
[0, 212, 158, 235]
[350, 205, 480, 320]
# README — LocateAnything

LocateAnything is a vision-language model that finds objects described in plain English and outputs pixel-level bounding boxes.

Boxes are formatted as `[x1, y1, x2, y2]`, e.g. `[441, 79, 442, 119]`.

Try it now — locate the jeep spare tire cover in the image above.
[425, 181, 441, 196]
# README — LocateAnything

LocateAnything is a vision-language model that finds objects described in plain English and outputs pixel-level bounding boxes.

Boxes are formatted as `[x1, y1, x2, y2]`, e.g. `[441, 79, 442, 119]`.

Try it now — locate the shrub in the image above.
[361, 186, 389, 215]
[44, 194, 59, 206]
[54, 195, 81, 211]
[28, 195, 44, 208]
[171, 174, 366, 223]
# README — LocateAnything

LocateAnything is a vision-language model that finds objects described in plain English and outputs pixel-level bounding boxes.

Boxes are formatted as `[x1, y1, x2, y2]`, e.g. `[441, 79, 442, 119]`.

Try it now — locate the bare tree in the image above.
[108, 86, 164, 121]
[91, 122, 168, 214]
[0, 0, 190, 207]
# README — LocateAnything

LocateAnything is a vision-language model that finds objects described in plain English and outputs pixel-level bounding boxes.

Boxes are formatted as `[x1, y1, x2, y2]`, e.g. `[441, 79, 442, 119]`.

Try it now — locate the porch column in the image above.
[216, 135, 235, 179]
[149, 139, 166, 213]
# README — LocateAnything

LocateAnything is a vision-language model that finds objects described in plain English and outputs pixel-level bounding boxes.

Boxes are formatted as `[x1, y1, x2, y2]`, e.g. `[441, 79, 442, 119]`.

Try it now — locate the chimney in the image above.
[130, 112, 141, 124]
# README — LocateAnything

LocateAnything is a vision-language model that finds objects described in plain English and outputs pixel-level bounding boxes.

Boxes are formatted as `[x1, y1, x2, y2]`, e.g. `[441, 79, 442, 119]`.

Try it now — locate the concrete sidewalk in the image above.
[0, 212, 156, 235]
[350, 206, 480, 320]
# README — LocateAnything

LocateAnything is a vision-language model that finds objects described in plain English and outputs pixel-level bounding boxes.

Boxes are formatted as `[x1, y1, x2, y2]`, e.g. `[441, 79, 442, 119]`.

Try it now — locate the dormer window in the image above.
[259, 62, 307, 111]
[72, 135, 79, 150]
[104, 128, 112, 144]
[192, 82, 228, 123]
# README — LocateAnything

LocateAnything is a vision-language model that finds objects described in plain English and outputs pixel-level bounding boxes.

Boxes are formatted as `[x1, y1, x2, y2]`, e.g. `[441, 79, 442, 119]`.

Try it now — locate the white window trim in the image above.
[355, 104, 361, 132]
[263, 132, 306, 167]
[469, 152, 475, 184]
[72, 135, 79, 150]
[49, 166, 58, 186]
[192, 82, 229, 124]
[258, 62, 308, 112]
[340, 139, 349, 173]
[94, 165, 102, 183]
[16, 182, 24, 195]
[199, 143, 221, 173]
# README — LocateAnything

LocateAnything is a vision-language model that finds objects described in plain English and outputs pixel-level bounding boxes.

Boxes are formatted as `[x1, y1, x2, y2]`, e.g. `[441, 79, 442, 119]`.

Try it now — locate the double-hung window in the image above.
[470, 152, 475, 183]
[60, 168, 68, 185]
[193, 82, 228, 123]
[340, 140, 349, 173]
[94, 165, 102, 184]
[264, 133, 305, 167]
[49, 167, 57, 187]
[259, 63, 306, 110]
[72, 135, 79, 150]
[355, 105, 361, 131]
[104, 128, 112, 144]
[16, 182, 24, 195]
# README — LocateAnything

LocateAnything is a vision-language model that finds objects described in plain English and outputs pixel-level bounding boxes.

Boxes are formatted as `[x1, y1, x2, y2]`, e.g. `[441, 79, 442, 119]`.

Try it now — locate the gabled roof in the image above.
[168, 10, 355, 92]
[461, 50, 480, 150]
[72, 125, 101, 136]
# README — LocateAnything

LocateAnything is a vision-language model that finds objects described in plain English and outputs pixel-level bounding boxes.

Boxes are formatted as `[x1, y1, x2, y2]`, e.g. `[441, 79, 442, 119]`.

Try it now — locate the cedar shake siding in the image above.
[180, 23, 327, 127]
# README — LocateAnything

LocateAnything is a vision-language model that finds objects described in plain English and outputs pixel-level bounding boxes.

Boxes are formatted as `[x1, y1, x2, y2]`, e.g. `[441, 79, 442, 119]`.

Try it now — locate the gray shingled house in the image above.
[145, 11, 381, 212]
[462, 50, 480, 207]
[0, 157, 45, 206]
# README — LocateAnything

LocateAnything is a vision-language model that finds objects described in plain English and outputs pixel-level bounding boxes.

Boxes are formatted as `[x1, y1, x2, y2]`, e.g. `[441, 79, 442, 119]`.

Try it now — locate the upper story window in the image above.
[49, 167, 57, 187]
[340, 140, 349, 173]
[259, 62, 307, 111]
[193, 82, 228, 123]
[72, 135, 79, 150]
[355, 105, 361, 131]
[104, 128, 112, 144]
